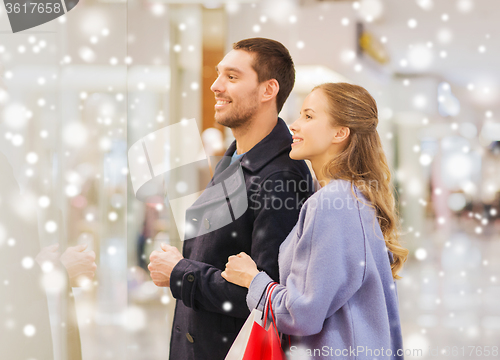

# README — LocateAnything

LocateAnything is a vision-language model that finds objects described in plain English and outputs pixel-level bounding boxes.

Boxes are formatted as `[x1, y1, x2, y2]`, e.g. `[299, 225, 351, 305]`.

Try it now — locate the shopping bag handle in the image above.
[264, 283, 280, 339]
[262, 282, 292, 353]
[260, 281, 277, 320]
[257, 281, 275, 312]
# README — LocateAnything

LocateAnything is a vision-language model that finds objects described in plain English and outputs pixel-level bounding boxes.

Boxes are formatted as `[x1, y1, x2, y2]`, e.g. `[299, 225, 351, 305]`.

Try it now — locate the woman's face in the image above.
[289, 89, 343, 163]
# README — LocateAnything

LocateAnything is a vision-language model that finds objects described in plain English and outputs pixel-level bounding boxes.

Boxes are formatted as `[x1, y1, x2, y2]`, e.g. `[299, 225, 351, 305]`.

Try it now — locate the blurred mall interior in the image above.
[0, 0, 499, 359]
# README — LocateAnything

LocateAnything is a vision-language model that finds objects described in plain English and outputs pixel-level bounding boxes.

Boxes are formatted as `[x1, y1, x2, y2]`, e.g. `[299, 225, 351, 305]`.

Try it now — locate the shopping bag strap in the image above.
[257, 280, 275, 312]
[261, 281, 278, 321]
[263, 282, 292, 352]
[263, 283, 280, 337]
[266, 284, 280, 339]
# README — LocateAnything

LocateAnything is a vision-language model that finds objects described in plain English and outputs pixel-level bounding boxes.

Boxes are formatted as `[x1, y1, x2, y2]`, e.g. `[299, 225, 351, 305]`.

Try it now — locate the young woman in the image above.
[221, 83, 408, 359]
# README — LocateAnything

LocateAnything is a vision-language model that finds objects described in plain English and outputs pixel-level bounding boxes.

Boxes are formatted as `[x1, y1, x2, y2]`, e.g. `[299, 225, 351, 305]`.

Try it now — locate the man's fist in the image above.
[59, 243, 97, 288]
[148, 243, 183, 287]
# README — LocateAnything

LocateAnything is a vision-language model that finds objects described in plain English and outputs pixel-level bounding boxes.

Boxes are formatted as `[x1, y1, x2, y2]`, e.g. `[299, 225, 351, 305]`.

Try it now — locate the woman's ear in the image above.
[332, 126, 350, 144]
[261, 79, 280, 104]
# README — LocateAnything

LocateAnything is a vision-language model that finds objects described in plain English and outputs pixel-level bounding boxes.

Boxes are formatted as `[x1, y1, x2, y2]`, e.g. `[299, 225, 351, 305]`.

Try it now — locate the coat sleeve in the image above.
[247, 189, 367, 336]
[170, 171, 311, 319]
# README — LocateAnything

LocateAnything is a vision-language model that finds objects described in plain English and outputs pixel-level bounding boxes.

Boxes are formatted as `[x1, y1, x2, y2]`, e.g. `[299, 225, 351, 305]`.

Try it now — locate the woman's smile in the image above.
[291, 136, 303, 146]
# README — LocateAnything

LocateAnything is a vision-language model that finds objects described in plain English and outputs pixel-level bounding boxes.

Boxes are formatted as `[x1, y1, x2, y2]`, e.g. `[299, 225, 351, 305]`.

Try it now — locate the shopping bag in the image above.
[252, 283, 286, 360]
[225, 282, 287, 360]
[243, 324, 285, 360]
[225, 308, 266, 360]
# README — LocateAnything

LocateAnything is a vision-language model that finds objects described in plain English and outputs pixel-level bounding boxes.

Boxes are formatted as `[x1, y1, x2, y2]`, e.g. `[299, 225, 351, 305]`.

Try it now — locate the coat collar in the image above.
[224, 117, 292, 173]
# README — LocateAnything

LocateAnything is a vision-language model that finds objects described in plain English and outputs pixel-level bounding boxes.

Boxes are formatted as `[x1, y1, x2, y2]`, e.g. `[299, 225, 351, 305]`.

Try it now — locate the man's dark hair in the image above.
[233, 38, 295, 114]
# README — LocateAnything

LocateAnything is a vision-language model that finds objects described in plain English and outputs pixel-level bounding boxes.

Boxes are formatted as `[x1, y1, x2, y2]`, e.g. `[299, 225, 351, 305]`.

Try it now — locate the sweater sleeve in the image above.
[247, 188, 367, 336]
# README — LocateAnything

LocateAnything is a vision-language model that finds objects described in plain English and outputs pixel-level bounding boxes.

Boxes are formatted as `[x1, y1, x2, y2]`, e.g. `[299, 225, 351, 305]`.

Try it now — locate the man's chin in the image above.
[215, 114, 243, 129]
[215, 116, 230, 128]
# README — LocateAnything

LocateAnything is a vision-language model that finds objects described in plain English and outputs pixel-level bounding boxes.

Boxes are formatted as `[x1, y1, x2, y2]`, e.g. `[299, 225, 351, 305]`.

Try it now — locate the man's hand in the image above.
[59, 243, 97, 288]
[148, 243, 184, 287]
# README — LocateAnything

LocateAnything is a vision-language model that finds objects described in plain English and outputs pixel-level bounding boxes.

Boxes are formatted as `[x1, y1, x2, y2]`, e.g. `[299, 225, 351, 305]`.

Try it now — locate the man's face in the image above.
[211, 50, 261, 128]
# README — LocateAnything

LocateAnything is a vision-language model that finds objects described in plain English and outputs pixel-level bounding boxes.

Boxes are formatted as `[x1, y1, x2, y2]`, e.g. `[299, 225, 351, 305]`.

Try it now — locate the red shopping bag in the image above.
[225, 283, 287, 360]
[224, 308, 266, 360]
[242, 283, 286, 360]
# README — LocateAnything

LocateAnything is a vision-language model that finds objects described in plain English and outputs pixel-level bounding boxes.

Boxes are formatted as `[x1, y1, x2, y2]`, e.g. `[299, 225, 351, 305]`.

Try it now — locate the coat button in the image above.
[187, 274, 195, 282]
[186, 333, 194, 343]
[204, 218, 210, 230]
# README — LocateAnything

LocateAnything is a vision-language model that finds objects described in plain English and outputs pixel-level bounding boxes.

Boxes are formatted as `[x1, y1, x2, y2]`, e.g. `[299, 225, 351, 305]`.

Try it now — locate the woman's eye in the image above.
[306, 114, 312, 119]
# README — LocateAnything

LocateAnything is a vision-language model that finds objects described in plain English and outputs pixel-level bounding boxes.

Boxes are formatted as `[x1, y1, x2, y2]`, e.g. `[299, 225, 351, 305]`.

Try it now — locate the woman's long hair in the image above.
[314, 82, 408, 279]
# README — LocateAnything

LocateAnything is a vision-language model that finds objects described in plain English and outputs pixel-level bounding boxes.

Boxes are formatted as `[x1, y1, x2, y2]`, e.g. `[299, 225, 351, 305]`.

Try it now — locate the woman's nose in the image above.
[289, 119, 300, 133]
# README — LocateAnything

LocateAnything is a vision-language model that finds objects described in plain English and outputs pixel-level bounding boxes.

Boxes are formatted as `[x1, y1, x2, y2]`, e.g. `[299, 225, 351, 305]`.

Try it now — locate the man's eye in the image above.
[228, 75, 236, 80]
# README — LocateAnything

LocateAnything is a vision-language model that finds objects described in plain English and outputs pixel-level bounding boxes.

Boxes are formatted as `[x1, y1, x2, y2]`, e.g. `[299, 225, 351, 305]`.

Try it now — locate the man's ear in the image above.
[261, 79, 280, 104]
[332, 126, 350, 144]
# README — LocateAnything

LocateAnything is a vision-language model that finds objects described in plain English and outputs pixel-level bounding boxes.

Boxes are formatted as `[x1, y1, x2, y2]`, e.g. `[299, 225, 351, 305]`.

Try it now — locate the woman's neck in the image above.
[311, 160, 332, 188]
[310, 145, 345, 188]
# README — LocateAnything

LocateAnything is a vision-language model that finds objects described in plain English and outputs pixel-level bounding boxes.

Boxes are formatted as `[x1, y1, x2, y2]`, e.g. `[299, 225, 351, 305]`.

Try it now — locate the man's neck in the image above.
[232, 112, 278, 155]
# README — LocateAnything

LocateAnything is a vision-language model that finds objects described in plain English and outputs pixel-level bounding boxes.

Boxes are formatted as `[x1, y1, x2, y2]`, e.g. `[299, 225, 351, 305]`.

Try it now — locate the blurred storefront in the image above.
[0, 0, 499, 359]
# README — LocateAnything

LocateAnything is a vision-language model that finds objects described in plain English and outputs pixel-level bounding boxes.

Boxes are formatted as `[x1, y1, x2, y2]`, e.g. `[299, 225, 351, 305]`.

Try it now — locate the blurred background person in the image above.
[0, 151, 96, 360]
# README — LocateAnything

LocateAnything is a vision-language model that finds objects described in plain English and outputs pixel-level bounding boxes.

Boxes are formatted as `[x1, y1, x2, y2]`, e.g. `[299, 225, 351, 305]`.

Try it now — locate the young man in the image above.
[148, 38, 314, 360]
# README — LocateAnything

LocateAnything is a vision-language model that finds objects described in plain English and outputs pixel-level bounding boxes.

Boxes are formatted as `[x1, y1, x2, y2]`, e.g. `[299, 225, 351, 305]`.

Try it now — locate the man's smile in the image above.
[215, 98, 232, 109]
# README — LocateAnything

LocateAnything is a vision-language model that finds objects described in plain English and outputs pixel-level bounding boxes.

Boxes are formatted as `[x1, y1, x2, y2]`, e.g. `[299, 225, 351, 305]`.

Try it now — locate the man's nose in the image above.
[211, 75, 224, 93]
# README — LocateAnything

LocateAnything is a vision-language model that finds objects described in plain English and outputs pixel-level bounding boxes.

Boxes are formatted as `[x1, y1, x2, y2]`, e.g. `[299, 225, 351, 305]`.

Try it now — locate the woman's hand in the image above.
[221, 252, 260, 288]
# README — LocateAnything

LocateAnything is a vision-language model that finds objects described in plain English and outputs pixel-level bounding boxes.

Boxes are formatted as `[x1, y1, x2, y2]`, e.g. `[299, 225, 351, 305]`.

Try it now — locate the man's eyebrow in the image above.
[215, 66, 243, 74]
